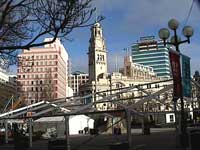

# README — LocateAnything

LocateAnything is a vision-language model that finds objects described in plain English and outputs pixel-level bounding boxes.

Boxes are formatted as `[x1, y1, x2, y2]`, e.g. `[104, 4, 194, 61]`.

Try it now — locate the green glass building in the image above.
[132, 36, 171, 79]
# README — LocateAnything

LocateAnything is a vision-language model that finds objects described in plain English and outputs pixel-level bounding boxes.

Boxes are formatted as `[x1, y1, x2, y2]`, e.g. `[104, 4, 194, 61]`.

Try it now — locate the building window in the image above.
[54, 93, 57, 98]
[147, 84, 151, 89]
[170, 115, 174, 122]
[155, 84, 160, 88]
[54, 87, 57, 91]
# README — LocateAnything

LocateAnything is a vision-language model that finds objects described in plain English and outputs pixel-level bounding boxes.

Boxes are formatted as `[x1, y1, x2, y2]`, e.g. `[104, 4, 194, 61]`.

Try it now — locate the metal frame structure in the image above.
[2, 78, 199, 150]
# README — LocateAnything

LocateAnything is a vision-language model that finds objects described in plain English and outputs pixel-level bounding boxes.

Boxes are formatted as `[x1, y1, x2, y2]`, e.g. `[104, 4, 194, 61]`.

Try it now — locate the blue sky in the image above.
[23, 0, 200, 74]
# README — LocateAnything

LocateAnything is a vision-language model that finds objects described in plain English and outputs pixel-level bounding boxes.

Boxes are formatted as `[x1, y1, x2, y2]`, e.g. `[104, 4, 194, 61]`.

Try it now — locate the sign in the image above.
[181, 54, 191, 97]
[169, 50, 182, 99]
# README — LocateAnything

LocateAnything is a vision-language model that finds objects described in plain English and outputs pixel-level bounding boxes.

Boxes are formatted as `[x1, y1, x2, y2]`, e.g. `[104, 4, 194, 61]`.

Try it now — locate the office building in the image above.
[131, 36, 171, 79]
[69, 71, 89, 96]
[17, 38, 69, 104]
[0, 68, 17, 110]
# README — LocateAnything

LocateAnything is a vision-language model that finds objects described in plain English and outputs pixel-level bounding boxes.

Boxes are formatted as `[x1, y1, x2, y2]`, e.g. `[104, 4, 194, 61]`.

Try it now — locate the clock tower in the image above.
[88, 22, 107, 82]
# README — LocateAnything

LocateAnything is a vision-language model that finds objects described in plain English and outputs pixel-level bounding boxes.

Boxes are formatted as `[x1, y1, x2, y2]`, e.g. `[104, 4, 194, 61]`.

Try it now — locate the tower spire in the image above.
[88, 22, 107, 82]
[95, 8, 98, 23]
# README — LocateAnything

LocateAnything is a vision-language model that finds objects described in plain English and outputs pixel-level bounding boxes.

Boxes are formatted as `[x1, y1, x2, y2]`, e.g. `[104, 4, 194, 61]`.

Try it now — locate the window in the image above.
[54, 87, 58, 91]
[147, 84, 151, 89]
[31, 81, 34, 85]
[170, 115, 174, 122]
[23, 75, 25, 78]
[54, 93, 57, 98]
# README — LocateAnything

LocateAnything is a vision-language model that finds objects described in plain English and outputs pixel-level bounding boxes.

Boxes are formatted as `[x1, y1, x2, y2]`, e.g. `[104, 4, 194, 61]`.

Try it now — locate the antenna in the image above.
[115, 55, 118, 72]
[95, 8, 98, 23]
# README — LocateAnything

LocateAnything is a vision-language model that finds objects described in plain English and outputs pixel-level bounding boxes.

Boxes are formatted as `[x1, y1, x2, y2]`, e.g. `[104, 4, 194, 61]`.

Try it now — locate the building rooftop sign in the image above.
[140, 36, 155, 42]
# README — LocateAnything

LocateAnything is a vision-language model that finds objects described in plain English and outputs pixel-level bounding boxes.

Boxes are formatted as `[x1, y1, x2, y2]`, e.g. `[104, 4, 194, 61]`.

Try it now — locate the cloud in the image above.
[93, 0, 199, 34]
[69, 0, 200, 74]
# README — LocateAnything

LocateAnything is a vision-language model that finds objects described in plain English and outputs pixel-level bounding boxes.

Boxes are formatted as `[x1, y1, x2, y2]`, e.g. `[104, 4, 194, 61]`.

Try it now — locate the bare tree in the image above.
[0, 0, 103, 65]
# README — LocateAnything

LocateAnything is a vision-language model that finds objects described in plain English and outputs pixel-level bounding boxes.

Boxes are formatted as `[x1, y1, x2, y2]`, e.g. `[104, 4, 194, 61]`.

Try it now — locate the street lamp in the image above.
[158, 18, 193, 149]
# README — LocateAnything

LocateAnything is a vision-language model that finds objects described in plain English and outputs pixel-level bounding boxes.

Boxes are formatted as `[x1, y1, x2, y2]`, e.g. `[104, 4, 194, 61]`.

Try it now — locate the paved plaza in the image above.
[0, 128, 184, 150]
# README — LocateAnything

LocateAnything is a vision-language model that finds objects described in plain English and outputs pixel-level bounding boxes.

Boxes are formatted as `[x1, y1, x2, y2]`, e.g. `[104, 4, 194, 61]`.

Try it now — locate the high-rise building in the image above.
[17, 38, 69, 104]
[0, 68, 17, 110]
[88, 22, 108, 82]
[131, 36, 171, 79]
[69, 71, 89, 96]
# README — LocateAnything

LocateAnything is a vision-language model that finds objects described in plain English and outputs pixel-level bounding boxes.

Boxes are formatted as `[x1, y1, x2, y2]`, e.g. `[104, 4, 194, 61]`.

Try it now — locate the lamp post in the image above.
[158, 18, 193, 149]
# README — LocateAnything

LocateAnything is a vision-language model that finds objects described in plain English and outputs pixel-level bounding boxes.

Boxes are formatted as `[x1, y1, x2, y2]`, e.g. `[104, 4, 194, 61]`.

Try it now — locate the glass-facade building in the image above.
[132, 36, 171, 79]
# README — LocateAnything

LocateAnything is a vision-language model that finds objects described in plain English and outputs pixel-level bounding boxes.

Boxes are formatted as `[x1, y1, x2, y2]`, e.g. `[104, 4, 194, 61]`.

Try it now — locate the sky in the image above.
[19, 0, 200, 74]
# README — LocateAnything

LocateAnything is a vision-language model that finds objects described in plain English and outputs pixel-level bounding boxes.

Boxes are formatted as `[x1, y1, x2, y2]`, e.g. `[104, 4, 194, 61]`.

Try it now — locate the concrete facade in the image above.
[88, 22, 107, 82]
[0, 68, 17, 110]
[17, 38, 69, 104]
[69, 71, 89, 96]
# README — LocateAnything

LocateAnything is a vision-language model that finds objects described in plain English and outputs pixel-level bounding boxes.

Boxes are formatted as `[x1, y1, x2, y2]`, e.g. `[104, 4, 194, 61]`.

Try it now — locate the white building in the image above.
[0, 68, 17, 110]
[69, 71, 89, 96]
[88, 22, 108, 82]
